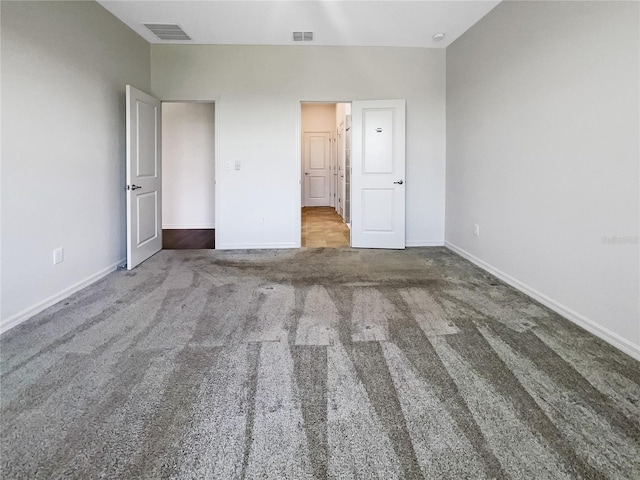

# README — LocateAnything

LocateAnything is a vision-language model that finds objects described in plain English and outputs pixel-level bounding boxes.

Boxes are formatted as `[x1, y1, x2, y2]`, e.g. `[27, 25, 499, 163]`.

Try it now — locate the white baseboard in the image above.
[0, 258, 125, 335]
[162, 224, 215, 229]
[445, 241, 640, 362]
[406, 241, 445, 247]
[216, 242, 298, 250]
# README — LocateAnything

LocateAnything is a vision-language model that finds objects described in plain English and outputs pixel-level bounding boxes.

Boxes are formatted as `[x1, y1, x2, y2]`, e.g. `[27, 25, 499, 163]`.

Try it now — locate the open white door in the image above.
[126, 85, 162, 269]
[351, 99, 406, 249]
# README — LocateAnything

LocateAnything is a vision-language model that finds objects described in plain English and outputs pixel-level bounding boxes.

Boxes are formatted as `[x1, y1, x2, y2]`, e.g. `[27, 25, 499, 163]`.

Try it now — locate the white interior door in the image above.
[126, 85, 162, 269]
[351, 99, 406, 249]
[303, 131, 332, 206]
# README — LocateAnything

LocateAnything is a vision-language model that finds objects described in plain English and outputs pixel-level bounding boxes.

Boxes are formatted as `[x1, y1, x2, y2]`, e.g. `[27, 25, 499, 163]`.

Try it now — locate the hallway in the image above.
[301, 207, 350, 248]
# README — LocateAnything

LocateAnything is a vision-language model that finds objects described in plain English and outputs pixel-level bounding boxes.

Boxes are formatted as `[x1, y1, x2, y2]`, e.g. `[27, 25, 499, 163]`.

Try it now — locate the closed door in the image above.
[303, 131, 332, 206]
[351, 100, 406, 249]
[126, 85, 162, 269]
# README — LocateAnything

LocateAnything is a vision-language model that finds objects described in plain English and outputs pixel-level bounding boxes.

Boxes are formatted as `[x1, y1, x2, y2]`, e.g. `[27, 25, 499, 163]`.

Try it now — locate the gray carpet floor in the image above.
[1, 247, 639, 479]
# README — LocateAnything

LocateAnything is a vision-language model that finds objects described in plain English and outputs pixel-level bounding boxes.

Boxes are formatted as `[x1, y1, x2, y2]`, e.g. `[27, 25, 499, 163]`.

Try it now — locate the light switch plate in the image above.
[53, 247, 64, 265]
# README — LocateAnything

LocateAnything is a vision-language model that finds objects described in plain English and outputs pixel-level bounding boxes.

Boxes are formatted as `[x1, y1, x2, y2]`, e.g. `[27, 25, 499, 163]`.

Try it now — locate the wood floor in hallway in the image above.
[302, 207, 350, 248]
[163, 229, 215, 249]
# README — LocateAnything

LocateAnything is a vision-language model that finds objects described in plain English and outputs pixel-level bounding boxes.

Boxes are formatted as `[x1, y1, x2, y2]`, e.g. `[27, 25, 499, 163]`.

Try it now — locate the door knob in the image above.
[394, 179, 404, 185]
[127, 184, 142, 190]
[304, 172, 309, 176]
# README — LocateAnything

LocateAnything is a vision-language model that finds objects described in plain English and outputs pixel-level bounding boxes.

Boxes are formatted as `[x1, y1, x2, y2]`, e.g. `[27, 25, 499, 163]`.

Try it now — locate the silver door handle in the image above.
[127, 184, 142, 190]
[394, 180, 404, 185]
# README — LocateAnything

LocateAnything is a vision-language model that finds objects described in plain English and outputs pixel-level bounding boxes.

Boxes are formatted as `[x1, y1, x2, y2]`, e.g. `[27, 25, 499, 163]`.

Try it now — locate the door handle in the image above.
[127, 184, 142, 190]
[304, 172, 309, 176]
[394, 179, 404, 185]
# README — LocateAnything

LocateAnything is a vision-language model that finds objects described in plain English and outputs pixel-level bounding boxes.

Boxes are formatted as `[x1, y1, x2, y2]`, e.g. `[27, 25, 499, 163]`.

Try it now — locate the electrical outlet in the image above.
[473, 224, 480, 237]
[235, 160, 241, 171]
[53, 247, 64, 265]
[260, 217, 266, 224]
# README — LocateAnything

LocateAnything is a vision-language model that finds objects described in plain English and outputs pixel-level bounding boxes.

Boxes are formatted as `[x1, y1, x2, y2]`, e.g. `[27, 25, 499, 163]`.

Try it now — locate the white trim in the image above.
[406, 240, 444, 247]
[216, 242, 298, 250]
[296, 100, 302, 243]
[162, 224, 215, 229]
[161, 98, 220, 250]
[297, 99, 353, 248]
[214, 98, 221, 250]
[445, 241, 640, 361]
[0, 258, 125, 335]
[160, 101, 217, 236]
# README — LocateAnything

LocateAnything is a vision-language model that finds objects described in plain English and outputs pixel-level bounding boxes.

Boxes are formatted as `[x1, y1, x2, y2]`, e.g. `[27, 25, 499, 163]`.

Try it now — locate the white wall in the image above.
[1, 1, 150, 329]
[151, 45, 446, 249]
[162, 102, 216, 229]
[445, 1, 640, 359]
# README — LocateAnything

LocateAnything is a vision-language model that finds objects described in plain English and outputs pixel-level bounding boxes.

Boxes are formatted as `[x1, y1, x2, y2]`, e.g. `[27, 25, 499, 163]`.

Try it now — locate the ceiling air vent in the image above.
[144, 23, 191, 41]
[293, 31, 314, 42]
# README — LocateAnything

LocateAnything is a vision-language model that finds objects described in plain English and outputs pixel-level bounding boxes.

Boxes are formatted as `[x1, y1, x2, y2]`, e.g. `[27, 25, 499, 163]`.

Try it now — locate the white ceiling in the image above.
[97, 1, 501, 49]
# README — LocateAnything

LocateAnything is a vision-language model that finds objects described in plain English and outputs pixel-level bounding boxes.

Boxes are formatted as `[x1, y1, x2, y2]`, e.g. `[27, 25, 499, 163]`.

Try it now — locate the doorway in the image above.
[300, 102, 352, 247]
[161, 101, 216, 249]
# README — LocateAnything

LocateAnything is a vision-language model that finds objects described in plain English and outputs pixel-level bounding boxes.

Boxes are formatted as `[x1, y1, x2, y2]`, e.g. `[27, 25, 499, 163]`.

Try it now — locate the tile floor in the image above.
[301, 207, 350, 248]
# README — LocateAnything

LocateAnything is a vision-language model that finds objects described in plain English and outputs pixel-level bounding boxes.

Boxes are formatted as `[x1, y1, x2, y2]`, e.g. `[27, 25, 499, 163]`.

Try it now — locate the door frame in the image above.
[337, 120, 346, 219]
[296, 100, 352, 247]
[161, 98, 220, 249]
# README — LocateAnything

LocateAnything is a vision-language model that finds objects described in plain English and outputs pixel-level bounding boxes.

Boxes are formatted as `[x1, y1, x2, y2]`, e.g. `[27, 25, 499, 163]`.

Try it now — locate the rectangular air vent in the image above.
[144, 23, 191, 41]
[293, 31, 314, 42]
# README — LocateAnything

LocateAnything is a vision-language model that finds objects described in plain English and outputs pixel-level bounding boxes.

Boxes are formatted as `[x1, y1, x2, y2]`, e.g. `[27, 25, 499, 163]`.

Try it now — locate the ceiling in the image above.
[97, 1, 501, 49]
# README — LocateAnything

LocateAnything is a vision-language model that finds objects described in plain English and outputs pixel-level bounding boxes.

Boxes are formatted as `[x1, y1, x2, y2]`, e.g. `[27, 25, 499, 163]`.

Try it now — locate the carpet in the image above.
[1, 247, 638, 479]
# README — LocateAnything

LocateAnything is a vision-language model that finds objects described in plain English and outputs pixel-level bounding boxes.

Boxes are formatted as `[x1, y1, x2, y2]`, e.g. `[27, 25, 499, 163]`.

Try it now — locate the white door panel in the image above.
[136, 191, 158, 244]
[126, 85, 162, 269]
[303, 132, 332, 206]
[309, 137, 326, 169]
[309, 176, 327, 199]
[363, 110, 394, 173]
[362, 189, 394, 232]
[351, 100, 406, 249]
[136, 102, 158, 177]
